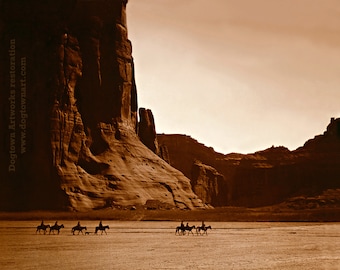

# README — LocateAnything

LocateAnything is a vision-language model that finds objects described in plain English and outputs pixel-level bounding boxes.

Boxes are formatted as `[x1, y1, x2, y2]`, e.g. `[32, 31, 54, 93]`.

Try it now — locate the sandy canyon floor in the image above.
[0, 220, 339, 270]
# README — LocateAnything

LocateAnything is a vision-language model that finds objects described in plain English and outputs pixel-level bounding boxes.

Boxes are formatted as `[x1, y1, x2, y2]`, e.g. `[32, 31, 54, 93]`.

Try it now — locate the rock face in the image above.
[158, 118, 340, 207]
[138, 108, 159, 154]
[191, 161, 228, 206]
[0, 0, 203, 211]
[157, 134, 233, 206]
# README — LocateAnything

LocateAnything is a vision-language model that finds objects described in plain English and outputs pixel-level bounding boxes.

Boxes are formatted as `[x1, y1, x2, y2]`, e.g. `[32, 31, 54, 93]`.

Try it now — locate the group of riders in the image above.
[37, 220, 108, 235]
[36, 220, 64, 234]
[38, 220, 211, 235]
[176, 220, 211, 235]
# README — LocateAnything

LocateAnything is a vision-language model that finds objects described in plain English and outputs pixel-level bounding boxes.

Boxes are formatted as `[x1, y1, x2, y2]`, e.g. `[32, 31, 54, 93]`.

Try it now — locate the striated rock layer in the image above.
[0, 0, 203, 211]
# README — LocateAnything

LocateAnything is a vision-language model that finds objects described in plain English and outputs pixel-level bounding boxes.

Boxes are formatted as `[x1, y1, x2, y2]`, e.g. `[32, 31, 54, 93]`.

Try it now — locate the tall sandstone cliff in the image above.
[158, 118, 340, 207]
[0, 0, 203, 211]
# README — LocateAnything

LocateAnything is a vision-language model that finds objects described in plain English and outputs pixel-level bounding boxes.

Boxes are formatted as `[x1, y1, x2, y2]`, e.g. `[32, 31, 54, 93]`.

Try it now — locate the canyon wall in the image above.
[1, 0, 338, 211]
[158, 118, 340, 207]
[0, 0, 203, 211]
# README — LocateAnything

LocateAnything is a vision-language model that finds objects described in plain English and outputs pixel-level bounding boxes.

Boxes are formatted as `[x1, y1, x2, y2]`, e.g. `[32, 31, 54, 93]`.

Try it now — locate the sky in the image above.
[127, 0, 340, 154]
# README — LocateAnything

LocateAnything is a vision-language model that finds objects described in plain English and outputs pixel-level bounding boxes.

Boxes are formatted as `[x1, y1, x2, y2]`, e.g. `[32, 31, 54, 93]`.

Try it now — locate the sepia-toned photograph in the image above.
[0, 0, 339, 269]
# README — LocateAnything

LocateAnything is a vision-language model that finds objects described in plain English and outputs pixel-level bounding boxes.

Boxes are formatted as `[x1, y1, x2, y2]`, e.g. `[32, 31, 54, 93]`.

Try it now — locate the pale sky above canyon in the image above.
[127, 0, 340, 154]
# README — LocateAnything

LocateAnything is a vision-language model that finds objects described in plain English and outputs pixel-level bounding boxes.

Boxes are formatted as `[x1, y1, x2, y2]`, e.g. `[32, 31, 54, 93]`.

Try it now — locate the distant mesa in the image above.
[158, 117, 340, 208]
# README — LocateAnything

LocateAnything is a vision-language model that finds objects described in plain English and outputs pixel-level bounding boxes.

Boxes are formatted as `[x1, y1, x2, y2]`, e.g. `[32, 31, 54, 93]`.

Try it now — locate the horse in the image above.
[95, 225, 109, 235]
[184, 225, 196, 235]
[71, 225, 87, 235]
[196, 225, 212, 235]
[175, 226, 186, 235]
[49, 224, 64, 235]
[36, 224, 50, 234]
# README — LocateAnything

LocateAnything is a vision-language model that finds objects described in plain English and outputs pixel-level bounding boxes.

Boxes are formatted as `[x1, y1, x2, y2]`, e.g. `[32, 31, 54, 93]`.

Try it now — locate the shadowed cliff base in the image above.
[0, 207, 339, 222]
[1, 189, 340, 222]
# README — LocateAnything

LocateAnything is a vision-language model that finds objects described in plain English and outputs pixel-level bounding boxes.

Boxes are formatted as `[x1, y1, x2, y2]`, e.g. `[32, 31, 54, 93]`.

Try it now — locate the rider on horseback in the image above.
[180, 221, 185, 229]
[99, 220, 103, 229]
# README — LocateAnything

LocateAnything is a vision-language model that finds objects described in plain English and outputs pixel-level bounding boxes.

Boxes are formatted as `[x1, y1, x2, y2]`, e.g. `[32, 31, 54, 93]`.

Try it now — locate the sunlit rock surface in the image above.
[0, 0, 203, 211]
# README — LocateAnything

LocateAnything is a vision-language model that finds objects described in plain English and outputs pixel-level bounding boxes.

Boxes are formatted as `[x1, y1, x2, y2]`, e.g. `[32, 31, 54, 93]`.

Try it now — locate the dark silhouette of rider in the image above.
[186, 222, 189, 229]
[77, 221, 81, 227]
[54, 221, 58, 226]
[40, 220, 44, 226]
[201, 221, 205, 229]
[99, 220, 103, 228]
[180, 221, 184, 229]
